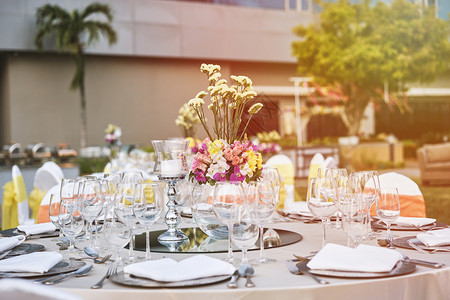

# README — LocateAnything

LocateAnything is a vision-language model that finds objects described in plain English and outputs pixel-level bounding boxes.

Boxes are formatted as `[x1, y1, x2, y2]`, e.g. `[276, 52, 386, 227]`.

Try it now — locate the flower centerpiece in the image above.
[187, 63, 264, 185]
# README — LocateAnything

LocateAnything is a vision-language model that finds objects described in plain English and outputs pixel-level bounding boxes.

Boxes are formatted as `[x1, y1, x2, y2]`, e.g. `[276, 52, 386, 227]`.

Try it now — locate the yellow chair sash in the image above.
[2, 181, 19, 230]
[29, 187, 46, 223]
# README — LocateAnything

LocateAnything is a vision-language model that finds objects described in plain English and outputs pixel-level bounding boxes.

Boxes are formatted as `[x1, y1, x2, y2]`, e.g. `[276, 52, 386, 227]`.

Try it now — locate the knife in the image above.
[296, 261, 330, 285]
[227, 270, 240, 288]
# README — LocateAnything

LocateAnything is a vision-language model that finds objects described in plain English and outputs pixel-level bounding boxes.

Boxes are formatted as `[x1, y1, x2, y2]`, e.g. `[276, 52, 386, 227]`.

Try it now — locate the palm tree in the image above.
[34, 2, 117, 149]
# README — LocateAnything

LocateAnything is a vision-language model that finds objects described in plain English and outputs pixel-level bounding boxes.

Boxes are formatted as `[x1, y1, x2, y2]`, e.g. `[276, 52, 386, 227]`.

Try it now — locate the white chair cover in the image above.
[308, 153, 324, 181]
[41, 161, 64, 181]
[321, 156, 337, 169]
[12, 166, 34, 226]
[33, 168, 60, 193]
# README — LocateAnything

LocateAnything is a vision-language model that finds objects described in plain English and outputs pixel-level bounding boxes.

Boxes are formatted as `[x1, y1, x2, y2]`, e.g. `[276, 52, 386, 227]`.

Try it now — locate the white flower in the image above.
[239, 162, 253, 177]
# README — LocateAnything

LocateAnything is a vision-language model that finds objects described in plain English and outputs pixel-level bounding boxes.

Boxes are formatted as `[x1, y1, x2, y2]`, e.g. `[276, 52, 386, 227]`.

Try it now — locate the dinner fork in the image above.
[91, 263, 117, 289]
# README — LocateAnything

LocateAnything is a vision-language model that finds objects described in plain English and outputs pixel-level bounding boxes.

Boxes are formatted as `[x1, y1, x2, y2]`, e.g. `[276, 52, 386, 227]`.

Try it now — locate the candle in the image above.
[161, 159, 183, 175]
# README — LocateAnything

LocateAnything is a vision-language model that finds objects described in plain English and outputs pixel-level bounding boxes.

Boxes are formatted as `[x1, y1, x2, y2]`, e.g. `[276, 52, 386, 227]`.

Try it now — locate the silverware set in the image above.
[91, 263, 118, 289]
[285, 259, 329, 284]
[227, 265, 256, 288]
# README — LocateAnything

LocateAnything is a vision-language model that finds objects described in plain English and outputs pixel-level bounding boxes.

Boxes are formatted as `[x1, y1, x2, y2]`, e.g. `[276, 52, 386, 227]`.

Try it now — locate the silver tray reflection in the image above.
[372, 220, 447, 231]
[0, 259, 85, 278]
[110, 272, 231, 288]
[306, 260, 416, 279]
[133, 227, 302, 253]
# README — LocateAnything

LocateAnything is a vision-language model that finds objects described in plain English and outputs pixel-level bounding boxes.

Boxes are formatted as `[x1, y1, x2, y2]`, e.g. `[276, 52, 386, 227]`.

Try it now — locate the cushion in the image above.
[425, 161, 450, 171]
[424, 143, 450, 163]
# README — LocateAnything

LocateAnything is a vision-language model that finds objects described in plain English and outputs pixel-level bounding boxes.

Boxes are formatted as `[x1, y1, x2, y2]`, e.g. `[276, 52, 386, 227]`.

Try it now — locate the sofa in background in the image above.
[417, 142, 450, 186]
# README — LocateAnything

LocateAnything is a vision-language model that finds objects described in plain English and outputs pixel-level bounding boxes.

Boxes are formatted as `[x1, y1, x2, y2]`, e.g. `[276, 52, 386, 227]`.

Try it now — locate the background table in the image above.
[26, 220, 450, 300]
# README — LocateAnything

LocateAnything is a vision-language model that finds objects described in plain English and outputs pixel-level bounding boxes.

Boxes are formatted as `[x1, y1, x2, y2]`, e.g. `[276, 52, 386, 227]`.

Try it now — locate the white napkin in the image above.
[417, 228, 450, 247]
[0, 251, 63, 274]
[0, 236, 23, 252]
[307, 243, 403, 273]
[124, 255, 236, 282]
[17, 223, 56, 235]
[394, 216, 436, 227]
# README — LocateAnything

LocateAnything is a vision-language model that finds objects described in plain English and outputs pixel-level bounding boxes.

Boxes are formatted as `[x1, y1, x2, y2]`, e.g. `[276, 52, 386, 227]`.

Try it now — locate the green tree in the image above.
[34, 2, 117, 148]
[292, 0, 450, 136]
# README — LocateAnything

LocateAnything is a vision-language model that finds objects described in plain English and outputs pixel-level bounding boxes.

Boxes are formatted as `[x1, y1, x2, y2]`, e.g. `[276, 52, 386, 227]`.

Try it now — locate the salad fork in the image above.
[91, 263, 117, 289]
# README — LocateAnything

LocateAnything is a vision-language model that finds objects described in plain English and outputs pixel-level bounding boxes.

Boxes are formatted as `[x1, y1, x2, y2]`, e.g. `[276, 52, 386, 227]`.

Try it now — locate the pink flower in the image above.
[230, 166, 245, 182]
[223, 148, 234, 161]
[232, 145, 244, 156]
[213, 172, 228, 182]
[231, 156, 241, 166]
[195, 172, 207, 183]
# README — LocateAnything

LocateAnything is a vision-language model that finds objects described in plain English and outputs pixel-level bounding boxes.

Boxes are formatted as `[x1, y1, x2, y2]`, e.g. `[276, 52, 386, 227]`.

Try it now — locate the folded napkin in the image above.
[417, 228, 450, 247]
[124, 255, 235, 282]
[0, 251, 63, 274]
[307, 243, 403, 273]
[0, 236, 23, 252]
[394, 216, 436, 227]
[17, 223, 56, 235]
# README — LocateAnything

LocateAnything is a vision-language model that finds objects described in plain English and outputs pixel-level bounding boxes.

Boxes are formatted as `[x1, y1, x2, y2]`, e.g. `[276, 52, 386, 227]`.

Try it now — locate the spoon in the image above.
[238, 264, 255, 288]
[71, 247, 111, 263]
[263, 228, 281, 248]
[41, 264, 93, 285]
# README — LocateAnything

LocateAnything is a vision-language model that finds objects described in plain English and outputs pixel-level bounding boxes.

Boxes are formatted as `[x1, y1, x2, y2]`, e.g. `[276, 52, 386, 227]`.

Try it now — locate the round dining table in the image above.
[19, 219, 450, 300]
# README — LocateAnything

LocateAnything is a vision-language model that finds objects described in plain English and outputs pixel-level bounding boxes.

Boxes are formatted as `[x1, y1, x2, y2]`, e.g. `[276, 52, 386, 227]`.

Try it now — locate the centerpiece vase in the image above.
[152, 139, 190, 242]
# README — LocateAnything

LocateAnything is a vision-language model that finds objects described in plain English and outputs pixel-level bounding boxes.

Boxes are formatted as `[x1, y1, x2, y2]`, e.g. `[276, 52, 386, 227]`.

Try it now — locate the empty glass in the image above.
[376, 187, 400, 247]
[48, 194, 63, 242]
[212, 182, 245, 264]
[306, 177, 338, 248]
[133, 182, 164, 260]
[79, 179, 103, 247]
[58, 197, 84, 253]
[231, 207, 259, 265]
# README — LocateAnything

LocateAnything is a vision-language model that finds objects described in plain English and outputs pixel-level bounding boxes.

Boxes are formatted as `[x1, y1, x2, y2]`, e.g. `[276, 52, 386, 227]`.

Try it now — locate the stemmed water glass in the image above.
[247, 181, 277, 264]
[103, 207, 132, 271]
[79, 179, 103, 248]
[48, 194, 63, 242]
[231, 204, 259, 266]
[212, 181, 245, 264]
[133, 182, 164, 260]
[58, 196, 84, 254]
[306, 177, 338, 248]
[115, 183, 139, 263]
[376, 187, 400, 247]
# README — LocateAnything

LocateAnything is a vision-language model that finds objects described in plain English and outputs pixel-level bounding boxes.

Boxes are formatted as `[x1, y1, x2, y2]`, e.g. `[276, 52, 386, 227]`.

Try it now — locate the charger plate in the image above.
[0, 259, 85, 278]
[372, 220, 447, 231]
[304, 260, 416, 279]
[393, 236, 450, 252]
[0, 228, 59, 239]
[110, 272, 231, 288]
[0, 243, 45, 258]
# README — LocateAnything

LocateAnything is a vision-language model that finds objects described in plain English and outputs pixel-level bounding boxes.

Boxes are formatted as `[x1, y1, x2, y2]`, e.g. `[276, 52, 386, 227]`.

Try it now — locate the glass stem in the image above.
[321, 218, 327, 248]
[242, 249, 249, 265]
[128, 226, 134, 258]
[145, 230, 151, 260]
[227, 224, 233, 262]
[258, 224, 266, 261]
[86, 221, 92, 246]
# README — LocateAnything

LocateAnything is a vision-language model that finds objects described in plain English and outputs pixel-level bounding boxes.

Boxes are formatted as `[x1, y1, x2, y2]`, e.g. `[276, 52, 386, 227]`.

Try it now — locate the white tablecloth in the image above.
[21, 220, 450, 300]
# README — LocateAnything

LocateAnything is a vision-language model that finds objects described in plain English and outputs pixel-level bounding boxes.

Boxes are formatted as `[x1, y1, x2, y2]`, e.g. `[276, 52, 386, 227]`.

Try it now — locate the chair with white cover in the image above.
[1, 165, 34, 229]
[307, 153, 324, 181]
[266, 154, 296, 211]
[321, 156, 337, 169]
[368, 172, 426, 218]
[29, 163, 62, 222]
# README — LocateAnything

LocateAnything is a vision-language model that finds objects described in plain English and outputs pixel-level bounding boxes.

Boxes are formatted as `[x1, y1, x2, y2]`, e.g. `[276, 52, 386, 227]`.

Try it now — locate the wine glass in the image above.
[133, 182, 164, 260]
[79, 179, 103, 248]
[48, 194, 63, 242]
[259, 167, 281, 258]
[376, 187, 400, 248]
[212, 181, 245, 264]
[58, 196, 84, 254]
[103, 208, 132, 271]
[115, 183, 139, 263]
[247, 181, 277, 264]
[231, 205, 259, 266]
[306, 177, 338, 248]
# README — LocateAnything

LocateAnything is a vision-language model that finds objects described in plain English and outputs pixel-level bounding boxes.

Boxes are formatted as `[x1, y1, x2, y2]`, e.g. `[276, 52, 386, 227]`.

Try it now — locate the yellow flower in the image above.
[215, 79, 227, 86]
[248, 103, 263, 114]
[207, 139, 225, 155]
[105, 124, 116, 134]
[208, 72, 222, 84]
[246, 150, 258, 172]
[256, 152, 263, 169]
[196, 91, 208, 98]
[188, 98, 204, 108]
